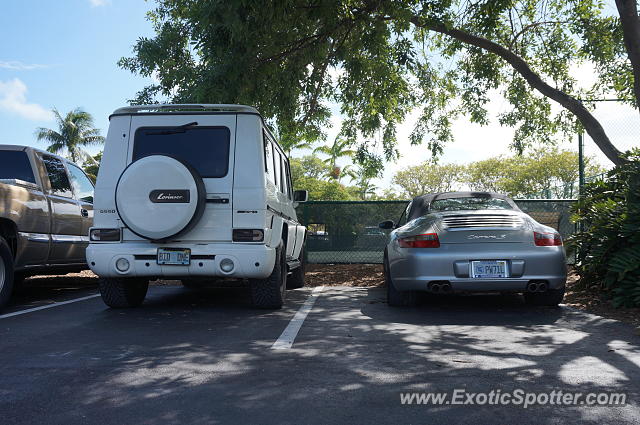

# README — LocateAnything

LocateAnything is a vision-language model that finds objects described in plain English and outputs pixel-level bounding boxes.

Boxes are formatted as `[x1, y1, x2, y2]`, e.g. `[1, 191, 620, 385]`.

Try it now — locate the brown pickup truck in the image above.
[0, 145, 94, 310]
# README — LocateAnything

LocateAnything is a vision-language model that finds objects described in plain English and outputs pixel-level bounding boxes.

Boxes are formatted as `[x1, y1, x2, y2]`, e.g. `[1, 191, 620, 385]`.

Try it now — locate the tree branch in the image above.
[615, 0, 640, 109]
[409, 17, 624, 165]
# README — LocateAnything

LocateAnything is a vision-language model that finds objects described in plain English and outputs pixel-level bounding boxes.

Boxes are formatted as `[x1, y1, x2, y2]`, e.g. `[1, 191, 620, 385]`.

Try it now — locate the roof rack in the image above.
[112, 104, 259, 115]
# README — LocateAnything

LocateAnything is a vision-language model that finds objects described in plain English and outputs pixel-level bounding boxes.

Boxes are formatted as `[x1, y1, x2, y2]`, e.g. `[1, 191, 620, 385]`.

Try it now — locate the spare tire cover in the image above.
[115, 155, 206, 241]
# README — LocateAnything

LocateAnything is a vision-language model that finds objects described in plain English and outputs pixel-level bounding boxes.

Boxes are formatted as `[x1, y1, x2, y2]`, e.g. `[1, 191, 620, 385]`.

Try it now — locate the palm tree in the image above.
[35, 108, 104, 164]
[313, 137, 356, 180]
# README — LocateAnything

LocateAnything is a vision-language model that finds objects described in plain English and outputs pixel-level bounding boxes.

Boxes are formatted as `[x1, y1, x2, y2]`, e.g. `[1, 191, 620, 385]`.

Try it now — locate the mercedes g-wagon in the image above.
[87, 104, 308, 309]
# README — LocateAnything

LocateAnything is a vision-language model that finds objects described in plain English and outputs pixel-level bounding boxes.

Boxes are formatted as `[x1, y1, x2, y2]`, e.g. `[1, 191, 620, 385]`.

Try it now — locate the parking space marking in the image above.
[0, 294, 100, 319]
[271, 286, 324, 350]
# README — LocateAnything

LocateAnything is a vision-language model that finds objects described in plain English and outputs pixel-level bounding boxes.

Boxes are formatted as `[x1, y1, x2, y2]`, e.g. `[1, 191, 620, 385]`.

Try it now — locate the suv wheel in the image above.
[250, 244, 286, 309]
[99, 278, 149, 308]
[286, 244, 305, 289]
[524, 286, 565, 307]
[385, 252, 416, 307]
[0, 236, 15, 311]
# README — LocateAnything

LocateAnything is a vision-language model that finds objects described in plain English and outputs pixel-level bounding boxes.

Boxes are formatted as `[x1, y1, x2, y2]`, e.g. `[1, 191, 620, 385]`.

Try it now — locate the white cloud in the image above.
[0, 78, 53, 121]
[0, 60, 50, 71]
[89, 0, 111, 7]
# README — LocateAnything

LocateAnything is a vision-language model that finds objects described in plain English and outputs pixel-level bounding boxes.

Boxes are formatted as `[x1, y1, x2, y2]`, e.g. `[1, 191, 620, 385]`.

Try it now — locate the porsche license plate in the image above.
[157, 248, 191, 265]
[471, 260, 508, 278]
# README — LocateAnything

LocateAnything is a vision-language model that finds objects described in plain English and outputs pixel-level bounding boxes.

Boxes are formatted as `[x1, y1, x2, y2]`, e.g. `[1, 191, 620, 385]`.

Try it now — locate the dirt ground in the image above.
[18, 264, 639, 330]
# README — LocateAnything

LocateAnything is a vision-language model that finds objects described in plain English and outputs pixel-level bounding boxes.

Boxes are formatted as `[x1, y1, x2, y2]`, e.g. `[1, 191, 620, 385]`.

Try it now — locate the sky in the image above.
[1, 0, 639, 193]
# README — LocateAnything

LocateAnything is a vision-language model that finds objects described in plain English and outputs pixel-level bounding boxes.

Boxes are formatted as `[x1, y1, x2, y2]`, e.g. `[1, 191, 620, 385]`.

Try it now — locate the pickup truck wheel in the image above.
[0, 236, 15, 311]
[524, 287, 565, 307]
[99, 278, 149, 308]
[249, 244, 286, 309]
[385, 253, 417, 307]
[286, 245, 305, 289]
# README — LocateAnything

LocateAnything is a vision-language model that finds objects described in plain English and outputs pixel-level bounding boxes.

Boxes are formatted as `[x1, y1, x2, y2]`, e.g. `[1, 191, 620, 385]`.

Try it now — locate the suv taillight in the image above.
[534, 231, 562, 246]
[90, 228, 121, 242]
[233, 229, 264, 242]
[398, 233, 440, 248]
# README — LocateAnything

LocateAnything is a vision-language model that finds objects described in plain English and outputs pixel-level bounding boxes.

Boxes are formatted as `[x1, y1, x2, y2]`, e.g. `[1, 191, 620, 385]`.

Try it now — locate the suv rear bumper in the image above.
[86, 242, 276, 279]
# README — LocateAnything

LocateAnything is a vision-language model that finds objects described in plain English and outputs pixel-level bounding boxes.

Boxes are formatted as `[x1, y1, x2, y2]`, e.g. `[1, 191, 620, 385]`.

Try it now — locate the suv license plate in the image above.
[471, 260, 508, 278]
[157, 248, 191, 265]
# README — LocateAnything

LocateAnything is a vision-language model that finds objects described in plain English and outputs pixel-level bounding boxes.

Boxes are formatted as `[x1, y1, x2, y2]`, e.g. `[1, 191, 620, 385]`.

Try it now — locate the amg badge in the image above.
[149, 190, 190, 203]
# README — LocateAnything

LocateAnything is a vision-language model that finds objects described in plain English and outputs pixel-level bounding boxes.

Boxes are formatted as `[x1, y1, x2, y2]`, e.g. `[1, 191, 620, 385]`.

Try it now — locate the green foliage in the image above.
[120, 0, 628, 164]
[568, 150, 640, 308]
[290, 155, 354, 200]
[313, 137, 356, 180]
[35, 108, 104, 164]
[465, 148, 603, 198]
[83, 152, 102, 183]
[392, 162, 466, 198]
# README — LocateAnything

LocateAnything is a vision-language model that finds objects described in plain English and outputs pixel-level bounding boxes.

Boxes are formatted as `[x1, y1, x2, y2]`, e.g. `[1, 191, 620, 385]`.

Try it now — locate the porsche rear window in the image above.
[133, 126, 230, 178]
[430, 197, 513, 212]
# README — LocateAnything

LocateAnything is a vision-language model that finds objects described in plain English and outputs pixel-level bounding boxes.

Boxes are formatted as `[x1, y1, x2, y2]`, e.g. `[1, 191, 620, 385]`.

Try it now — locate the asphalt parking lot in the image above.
[1, 279, 639, 424]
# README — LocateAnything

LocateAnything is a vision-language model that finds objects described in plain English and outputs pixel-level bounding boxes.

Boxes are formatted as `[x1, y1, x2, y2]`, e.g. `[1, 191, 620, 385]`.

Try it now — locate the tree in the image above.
[466, 148, 604, 198]
[83, 152, 103, 183]
[313, 136, 356, 180]
[392, 162, 466, 198]
[35, 108, 104, 164]
[350, 165, 379, 200]
[121, 0, 637, 167]
[290, 155, 331, 184]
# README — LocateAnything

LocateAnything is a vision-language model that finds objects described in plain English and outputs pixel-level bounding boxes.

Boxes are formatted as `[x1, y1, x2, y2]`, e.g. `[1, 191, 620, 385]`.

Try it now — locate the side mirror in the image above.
[293, 190, 308, 203]
[379, 220, 395, 230]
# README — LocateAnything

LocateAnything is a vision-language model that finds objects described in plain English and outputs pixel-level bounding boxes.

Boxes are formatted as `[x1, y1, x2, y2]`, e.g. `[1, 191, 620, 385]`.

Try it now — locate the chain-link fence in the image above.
[296, 199, 576, 264]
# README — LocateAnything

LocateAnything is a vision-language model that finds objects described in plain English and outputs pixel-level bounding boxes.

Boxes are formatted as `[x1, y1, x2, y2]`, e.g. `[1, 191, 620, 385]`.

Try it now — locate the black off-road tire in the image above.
[524, 286, 565, 307]
[0, 236, 15, 311]
[286, 245, 306, 289]
[99, 278, 149, 308]
[385, 253, 417, 307]
[250, 244, 286, 309]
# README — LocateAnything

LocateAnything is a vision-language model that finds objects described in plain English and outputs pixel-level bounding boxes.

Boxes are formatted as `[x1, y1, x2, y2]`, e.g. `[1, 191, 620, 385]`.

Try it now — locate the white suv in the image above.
[87, 104, 308, 309]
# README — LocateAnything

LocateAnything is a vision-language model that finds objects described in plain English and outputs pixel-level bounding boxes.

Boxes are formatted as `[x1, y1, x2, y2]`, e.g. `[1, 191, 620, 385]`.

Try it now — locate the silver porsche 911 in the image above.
[379, 192, 567, 307]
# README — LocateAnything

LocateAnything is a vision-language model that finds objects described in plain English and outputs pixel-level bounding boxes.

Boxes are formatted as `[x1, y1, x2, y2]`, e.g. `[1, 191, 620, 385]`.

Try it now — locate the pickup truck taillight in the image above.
[90, 228, 121, 242]
[398, 233, 440, 248]
[533, 231, 562, 246]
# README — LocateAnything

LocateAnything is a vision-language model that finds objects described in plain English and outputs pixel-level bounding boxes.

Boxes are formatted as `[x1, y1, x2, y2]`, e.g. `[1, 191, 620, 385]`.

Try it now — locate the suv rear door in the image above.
[127, 115, 236, 242]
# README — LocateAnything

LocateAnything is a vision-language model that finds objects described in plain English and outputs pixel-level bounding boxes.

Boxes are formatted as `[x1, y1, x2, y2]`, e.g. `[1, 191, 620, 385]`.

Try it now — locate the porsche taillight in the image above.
[534, 231, 563, 246]
[398, 233, 440, 248]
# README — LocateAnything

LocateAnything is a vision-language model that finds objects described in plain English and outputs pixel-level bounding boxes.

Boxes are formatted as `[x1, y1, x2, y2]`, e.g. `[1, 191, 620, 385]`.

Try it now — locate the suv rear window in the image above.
[0, 150, 36, 183]
[133, 127, 230, 178]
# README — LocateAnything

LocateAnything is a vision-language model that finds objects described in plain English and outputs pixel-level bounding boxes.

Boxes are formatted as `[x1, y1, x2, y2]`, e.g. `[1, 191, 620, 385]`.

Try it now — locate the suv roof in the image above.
[111, 104, 259, 117]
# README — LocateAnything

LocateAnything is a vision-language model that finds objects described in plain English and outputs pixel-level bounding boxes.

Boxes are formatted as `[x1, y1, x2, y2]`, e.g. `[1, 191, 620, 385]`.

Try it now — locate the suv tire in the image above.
[250, 244, 286, 309]
[286, 244, 306, 289]
[99, 278, 149, 308]
[385, 252, 417, 307]
[524, 286, 565, 307]
[0, 236, 15, 311]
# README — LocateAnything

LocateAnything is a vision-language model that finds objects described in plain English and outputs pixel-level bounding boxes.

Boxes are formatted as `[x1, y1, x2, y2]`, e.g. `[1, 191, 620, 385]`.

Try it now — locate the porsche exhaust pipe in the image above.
[430, 283, 442, 293]
[527, 281, 548, 293]
[441, 283, 452, 293]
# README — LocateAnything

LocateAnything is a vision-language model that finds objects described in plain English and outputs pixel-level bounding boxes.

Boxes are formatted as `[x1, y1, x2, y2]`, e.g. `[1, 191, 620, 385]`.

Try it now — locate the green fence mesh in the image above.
[295, 200, 576, 264]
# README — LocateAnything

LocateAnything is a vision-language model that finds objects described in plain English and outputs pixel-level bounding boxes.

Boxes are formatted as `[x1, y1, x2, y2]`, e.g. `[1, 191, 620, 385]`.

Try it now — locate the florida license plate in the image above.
[157, 248, 191, 265]
[471, 260, 508, 278]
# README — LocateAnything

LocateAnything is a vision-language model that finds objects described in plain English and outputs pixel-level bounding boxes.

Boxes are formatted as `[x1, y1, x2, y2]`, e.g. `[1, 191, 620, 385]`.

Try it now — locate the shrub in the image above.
[568, 149, 640, 307]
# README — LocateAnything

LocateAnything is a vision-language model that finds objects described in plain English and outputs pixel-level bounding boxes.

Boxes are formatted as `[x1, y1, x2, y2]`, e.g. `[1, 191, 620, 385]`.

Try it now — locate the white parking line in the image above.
[271, 286, 324, 350]
[0, 294, 100, 319]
